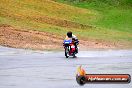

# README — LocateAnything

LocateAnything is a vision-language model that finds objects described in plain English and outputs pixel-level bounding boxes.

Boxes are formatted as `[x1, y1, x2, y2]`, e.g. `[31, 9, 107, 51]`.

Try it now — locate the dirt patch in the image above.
[31, 16, 92, 29]
[0, 24, 63, 50]
[0, 24, 125, 50]
[0, 11, 92, 29]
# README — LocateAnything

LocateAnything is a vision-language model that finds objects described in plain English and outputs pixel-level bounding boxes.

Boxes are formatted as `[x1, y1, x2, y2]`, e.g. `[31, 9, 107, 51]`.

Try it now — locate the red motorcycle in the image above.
[63, 39, 77, 58]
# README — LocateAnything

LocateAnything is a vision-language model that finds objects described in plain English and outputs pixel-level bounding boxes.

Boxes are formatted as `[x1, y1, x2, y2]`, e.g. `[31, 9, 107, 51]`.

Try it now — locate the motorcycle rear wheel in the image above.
[73, 53, 76, 58]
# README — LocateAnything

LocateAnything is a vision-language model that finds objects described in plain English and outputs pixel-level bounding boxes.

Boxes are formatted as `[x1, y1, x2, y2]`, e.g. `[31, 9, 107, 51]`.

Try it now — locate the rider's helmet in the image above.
[67, 31, 72, 38]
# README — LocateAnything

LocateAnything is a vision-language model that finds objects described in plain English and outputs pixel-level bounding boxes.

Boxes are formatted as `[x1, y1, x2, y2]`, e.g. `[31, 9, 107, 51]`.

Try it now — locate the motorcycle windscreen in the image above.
[64, 39, 72, 44]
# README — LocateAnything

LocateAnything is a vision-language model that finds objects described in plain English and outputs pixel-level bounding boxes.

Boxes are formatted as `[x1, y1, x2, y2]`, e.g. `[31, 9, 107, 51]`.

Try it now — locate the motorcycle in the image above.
[63, 39, 78, 58]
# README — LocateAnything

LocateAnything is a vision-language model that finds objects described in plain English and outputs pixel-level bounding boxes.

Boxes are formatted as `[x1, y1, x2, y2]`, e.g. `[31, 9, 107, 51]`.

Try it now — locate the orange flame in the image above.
[77, 65, 86, 76]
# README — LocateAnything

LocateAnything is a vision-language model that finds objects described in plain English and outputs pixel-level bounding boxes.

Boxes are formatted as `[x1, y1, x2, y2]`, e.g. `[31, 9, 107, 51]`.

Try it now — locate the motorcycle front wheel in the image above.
[65, 47, 69, 58]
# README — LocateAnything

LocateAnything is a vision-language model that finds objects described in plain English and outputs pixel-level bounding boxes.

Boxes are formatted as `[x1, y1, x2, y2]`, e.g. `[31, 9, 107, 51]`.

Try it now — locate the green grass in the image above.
[0, 0, 132, 43]
[56, 0, 132, 32]
[96, 9, 132, 32]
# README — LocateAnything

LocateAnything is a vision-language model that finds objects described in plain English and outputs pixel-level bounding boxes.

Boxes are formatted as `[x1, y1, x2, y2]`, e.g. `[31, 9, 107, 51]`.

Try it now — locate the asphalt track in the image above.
[0, 46, 132, 88]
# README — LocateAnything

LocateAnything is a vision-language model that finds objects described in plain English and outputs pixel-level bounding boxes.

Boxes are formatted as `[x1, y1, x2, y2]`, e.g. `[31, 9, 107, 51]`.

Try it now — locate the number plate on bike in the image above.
[71, 46, 75, 48]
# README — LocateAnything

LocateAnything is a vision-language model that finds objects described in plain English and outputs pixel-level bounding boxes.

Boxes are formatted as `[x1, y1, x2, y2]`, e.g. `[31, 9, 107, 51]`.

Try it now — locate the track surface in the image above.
[0, 46, 132, 88]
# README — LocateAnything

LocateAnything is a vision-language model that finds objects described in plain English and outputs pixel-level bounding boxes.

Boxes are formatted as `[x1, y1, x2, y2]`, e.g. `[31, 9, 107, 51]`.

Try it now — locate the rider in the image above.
[65, 31, 79, 53]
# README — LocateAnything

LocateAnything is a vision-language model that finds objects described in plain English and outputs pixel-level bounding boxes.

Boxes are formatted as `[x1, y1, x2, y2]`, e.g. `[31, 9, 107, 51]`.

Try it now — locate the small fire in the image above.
[77, 65, 86, 76]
